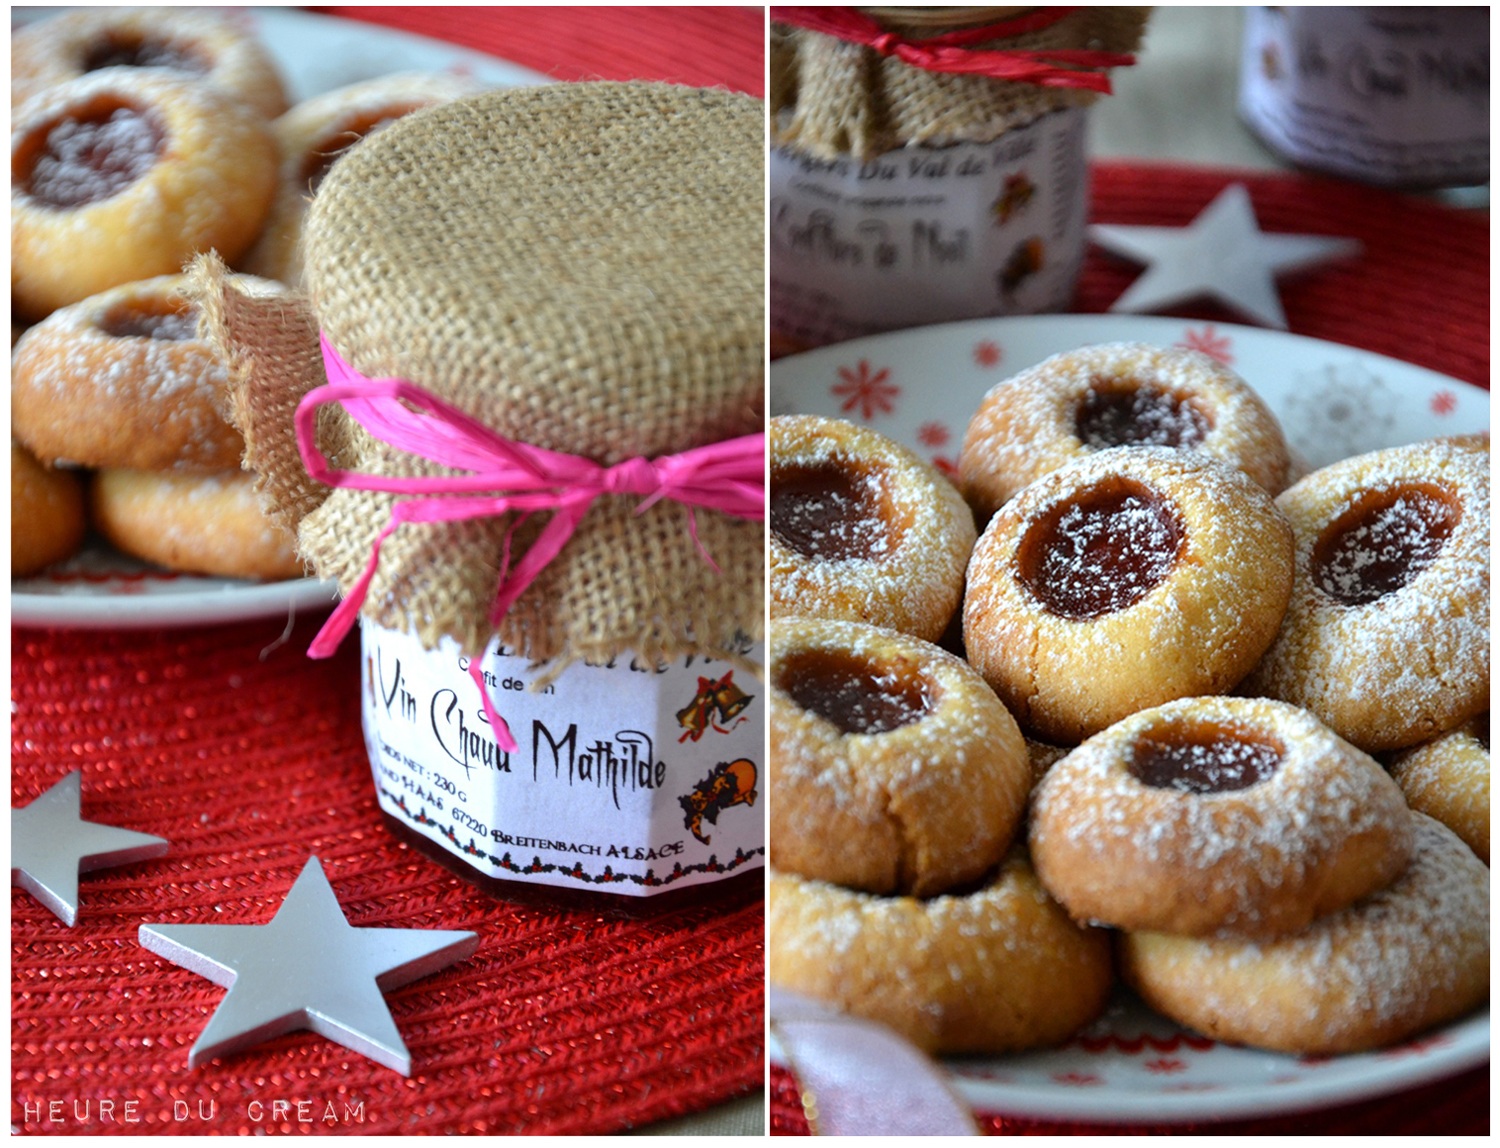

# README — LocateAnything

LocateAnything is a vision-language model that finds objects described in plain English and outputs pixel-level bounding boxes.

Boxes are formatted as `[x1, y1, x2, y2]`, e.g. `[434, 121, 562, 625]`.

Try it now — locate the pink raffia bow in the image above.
[770, 6, 1135, 92]
[770, 988, 980, 1135]
[295, 334, 765, 753]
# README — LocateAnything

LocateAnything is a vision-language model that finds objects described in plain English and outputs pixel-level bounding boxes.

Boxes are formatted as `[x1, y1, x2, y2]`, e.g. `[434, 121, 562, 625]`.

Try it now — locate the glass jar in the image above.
[770, 6, 1148, 351]
[1238, 7, 1488, 189]
[361, 619, 765, 914]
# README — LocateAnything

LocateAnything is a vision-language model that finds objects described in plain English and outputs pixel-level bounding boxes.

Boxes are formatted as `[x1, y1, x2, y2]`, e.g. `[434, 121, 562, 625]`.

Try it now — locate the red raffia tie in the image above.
[770, 6, 1134, 92]
[295, 334, 766, 753]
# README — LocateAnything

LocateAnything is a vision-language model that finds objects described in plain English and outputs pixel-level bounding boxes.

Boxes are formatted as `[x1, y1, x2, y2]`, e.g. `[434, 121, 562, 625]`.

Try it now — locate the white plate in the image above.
[8, 7, 548, 97]
[769, 314, 1490, 1124]
[11, 544, 341, 630]
[10, 8, 547, 630]
[770, 314, 1489, 475]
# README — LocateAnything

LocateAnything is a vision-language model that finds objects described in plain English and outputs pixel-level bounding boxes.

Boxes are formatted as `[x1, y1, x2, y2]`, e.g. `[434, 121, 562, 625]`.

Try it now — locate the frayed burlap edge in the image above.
[771, 8, 1151, 160]
[190, 253, 343, 541]
[189, 255, 764, 675]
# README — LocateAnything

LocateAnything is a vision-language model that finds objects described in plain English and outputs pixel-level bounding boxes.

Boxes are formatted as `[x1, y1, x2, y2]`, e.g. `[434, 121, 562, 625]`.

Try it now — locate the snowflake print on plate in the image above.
[1052, 1072, 1103, 1088]
[917, 422, 950, 449]
[915, 421, 960, 476]
[1376, 1033, 1456, 1060]
[831, 359, 899, 421]
[1175, 323, 1234, 365]
[1280, 359, 1398, 470]
[1430, 389, 1459, 416]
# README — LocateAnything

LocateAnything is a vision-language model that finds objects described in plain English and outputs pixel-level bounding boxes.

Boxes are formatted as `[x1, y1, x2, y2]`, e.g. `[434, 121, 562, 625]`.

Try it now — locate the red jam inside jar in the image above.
[17, 97, 164, 208]
[777, 648, 934, 735]
[1312, 482, 1460, 606]
[98, 300, 198, 341]
[771, 460, 893, 562]
[1017, 478, 1185, 620]
[1130, 721, 1284, 794]
[1076, 379, 1211, 451]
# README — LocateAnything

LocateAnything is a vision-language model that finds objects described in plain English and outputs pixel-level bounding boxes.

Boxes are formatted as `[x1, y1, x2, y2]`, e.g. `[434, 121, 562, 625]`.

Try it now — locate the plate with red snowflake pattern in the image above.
[768, 314, 1489, 1124]
[769, 314, 1487, 478]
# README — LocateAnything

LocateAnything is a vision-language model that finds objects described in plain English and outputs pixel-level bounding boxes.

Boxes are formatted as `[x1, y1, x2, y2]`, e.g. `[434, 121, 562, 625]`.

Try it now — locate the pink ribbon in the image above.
[770, 988, 980, 1135]
[295, 334, 765, 752]
[770, 6, 1135, 92]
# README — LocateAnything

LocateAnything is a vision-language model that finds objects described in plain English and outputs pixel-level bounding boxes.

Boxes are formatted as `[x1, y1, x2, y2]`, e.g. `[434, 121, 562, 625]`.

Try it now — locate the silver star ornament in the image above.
[1089, 183, 1360, 329]
[12, 771, 170, 926]
[139, 855, 478, 1075]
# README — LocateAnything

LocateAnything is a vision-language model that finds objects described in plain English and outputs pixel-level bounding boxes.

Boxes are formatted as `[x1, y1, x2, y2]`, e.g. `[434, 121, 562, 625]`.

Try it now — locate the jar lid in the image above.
[195, 82, 764, 668]
[307, 82, 763, 464]
[860, 8, 1037, 30]
[772, 7, 1150, 159]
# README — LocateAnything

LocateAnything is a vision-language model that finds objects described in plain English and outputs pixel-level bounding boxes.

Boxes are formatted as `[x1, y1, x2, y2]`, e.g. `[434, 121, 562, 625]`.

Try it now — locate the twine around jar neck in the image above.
[771, 6, 1134, 91]
[863, 7, 1049, 33]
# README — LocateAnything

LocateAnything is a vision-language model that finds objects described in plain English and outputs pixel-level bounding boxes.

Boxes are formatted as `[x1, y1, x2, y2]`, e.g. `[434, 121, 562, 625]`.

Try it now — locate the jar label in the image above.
[769, 106, 1088, 350]
[360, 621, 765, 896]
[1238, 7, 1488, 187]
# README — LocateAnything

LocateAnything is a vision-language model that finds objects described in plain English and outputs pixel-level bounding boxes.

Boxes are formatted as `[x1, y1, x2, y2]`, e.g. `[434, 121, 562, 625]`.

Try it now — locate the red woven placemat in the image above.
[12, 615, 764, 1135]
[1078, 163, 1489, 390]
[770, 164, 1490, 1135]
[12, 8, 766, 1135]
[307, 5, 766, 98]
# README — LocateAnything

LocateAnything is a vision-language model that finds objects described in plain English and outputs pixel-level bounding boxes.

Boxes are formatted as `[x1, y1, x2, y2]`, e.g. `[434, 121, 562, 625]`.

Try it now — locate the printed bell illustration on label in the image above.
[676, 671, 755, 743]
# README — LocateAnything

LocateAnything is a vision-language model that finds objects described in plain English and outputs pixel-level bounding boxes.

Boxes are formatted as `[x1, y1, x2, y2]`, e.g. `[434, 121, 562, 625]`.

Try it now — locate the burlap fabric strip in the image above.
[771, 7, 1150, 160]
[194, 81, 764, 673]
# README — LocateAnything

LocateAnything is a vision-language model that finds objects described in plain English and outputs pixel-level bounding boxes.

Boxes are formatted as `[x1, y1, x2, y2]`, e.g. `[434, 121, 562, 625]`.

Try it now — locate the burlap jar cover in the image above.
[193, 83, 765, 897]
[195, 82, 764, 673]
[771, 7, 1150, 159]
[769, 7, 1149, 349]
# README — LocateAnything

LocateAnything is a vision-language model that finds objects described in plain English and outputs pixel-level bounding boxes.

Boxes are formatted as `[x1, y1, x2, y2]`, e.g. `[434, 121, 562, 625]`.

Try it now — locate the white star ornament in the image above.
[1089, 183, 1360, 329]
[12, 771, 170, 926]
[139, 855, 478, 1075]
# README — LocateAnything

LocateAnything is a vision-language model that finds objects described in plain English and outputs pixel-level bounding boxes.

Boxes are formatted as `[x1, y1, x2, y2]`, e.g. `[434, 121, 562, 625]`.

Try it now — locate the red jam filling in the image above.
[1312, 482, 1459, 606]
[771, 460, 892, 562]
[83, 34, 209, 75]
[98, 301, 198, 341]
[1076, 379, 1211, 451]
[301, 106, 420, 193]
[1130, 722, 1284, 794]
[1017, 478, 1185, 620]
[777, 648, 934, 736]
[18, 99, 164, 208]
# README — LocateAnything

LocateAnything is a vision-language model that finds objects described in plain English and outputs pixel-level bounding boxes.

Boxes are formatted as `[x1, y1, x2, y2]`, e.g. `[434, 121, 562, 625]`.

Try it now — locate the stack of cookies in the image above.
[12, 273, 300, 580]
[767, 341, 1489, 1057]
[766, 413, 1115, 1055]
[10, 7, 479, 579]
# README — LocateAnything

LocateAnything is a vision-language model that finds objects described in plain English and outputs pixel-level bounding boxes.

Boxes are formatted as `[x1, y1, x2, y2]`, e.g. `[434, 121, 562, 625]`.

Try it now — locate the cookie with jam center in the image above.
[959, 341, 1290, 522]
[769, 616, 1031, 898]
[963, 446, 1294, 745]
[771, 414, 977, 643]
[1029, 695, 1414, 938]
[1243, 440, 1489, 753]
